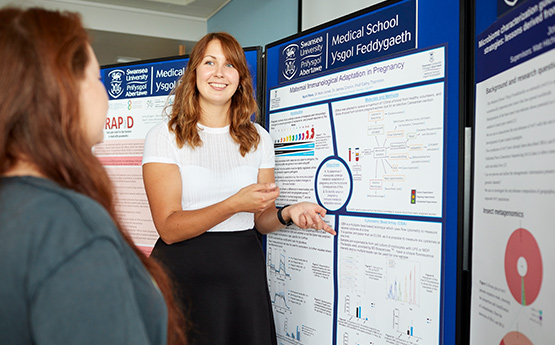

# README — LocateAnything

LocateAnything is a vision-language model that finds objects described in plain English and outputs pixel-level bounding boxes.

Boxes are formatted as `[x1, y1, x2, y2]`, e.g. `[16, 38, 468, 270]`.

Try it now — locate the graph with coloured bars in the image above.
[386, 258, 420, 306]
[283, 318, 302, 341]
[504, 228, 543, 306]
[273, 126, 315, 157]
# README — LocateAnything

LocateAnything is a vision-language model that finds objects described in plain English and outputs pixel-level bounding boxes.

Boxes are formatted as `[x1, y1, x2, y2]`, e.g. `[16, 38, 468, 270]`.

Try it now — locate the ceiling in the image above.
[80, 0, 230, 18]
[82, 0, 230, 65]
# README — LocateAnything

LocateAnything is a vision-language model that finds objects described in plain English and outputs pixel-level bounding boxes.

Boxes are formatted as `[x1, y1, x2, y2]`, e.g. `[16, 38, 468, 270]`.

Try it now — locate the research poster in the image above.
[265, 0, 461, 344]
[95, 57, 188, 255]
[471, 0, 555, 344]
[96, 50, 260, 255]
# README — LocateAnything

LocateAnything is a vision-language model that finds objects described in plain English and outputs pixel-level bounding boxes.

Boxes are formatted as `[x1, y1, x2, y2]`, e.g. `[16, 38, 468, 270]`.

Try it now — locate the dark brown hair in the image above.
[168, 32, 260, 156]
[0, 8, 187, 344]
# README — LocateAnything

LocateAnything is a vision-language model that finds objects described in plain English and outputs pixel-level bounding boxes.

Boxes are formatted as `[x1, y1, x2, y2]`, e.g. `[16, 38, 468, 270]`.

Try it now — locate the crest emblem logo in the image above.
[282, 43, 299, 80]
[504, 0, 518, 6]
[107, 69, 125, 98]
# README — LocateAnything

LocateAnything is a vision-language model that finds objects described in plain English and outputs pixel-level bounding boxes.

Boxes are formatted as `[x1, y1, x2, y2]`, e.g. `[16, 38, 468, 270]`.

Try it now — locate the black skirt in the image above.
[151, 229, 277, 345]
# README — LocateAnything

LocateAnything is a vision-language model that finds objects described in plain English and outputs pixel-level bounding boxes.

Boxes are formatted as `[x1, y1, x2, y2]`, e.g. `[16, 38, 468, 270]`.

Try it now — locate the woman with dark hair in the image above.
[142, 32, 336, 345]
[0, 7, 187, 345]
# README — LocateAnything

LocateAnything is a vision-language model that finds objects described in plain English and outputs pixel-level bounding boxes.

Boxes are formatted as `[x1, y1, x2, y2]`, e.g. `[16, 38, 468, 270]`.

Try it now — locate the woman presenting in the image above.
[143, 32, 336, 345]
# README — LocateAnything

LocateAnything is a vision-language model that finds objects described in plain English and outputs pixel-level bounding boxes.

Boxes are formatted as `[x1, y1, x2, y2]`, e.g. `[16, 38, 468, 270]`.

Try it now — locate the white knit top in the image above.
[142, 120, 275, 232]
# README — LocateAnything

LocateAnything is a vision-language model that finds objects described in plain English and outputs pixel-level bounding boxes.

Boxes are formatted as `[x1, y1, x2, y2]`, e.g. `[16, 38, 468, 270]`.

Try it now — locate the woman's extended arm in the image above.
[143, 162, 280, 244]
[253, 168, 336, 236]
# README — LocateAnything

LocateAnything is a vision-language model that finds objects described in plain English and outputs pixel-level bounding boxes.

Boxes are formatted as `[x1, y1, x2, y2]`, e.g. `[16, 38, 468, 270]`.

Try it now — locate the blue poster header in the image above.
[278, 0, 416, 84]
[477, 0, 555, 82]
[103, 59, 188, 100]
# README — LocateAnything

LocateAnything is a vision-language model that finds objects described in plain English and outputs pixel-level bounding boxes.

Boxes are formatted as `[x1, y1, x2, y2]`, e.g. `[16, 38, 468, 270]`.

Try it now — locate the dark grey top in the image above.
[0, 176, 167, 345]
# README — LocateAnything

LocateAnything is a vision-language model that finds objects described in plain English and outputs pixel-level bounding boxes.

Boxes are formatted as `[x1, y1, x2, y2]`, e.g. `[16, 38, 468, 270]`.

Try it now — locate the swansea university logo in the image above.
[282, 43, 299, 80]
[107, 69, 125, 99]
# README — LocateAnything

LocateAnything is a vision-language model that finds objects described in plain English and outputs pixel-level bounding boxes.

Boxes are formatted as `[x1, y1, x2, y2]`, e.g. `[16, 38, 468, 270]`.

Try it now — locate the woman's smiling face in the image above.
[196, 39, 240, 109]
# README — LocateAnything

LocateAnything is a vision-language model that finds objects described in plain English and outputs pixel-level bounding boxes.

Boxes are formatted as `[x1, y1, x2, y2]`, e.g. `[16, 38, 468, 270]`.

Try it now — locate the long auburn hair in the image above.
[0, 8, 187, 345]
[168, 32, 260, 156]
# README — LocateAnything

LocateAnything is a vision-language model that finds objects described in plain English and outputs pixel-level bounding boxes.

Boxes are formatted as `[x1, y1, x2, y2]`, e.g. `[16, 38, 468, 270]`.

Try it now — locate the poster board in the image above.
[95, 48, 261, 255]
[264, 0, 462, 344]
[470, 0, 555, 343]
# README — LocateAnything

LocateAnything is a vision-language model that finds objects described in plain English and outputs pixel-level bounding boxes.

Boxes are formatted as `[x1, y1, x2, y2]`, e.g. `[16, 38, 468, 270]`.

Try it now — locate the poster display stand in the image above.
[264, 0, 462, 344]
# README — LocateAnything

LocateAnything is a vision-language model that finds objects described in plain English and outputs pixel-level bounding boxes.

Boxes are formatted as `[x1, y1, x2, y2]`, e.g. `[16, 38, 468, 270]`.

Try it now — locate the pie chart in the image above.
[499, 331, 533, 345]
[504, 228, 542, 306]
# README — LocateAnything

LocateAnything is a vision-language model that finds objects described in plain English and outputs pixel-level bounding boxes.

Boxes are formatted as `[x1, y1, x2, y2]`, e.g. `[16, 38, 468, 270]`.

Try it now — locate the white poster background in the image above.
[471, 47, 555, 345]
[270, 103, 335, 206]
[270, 47, 444, 112]
[267, 217, 336, 344]
[337, 216, 442, 345]
[267, 46, 446, 345]
[332, 82, 444, 216]
[94, 95, 172, 254]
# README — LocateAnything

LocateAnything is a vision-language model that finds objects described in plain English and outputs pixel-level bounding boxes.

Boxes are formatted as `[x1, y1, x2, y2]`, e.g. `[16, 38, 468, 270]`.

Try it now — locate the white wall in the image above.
[207, 0, 388, 48]
[208, 0, 298, 48]
[302, 0, 386, 31]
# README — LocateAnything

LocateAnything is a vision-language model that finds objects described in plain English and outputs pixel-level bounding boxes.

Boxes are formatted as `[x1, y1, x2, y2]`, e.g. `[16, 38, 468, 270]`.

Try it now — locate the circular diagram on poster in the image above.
[499, 331, 533, 345]
[504, 228, 542, 306]
[315, 157, 352, 211]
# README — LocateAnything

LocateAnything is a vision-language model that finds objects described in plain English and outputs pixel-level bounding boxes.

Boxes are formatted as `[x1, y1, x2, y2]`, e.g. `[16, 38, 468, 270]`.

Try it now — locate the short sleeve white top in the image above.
[142, 120, 275, 232]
